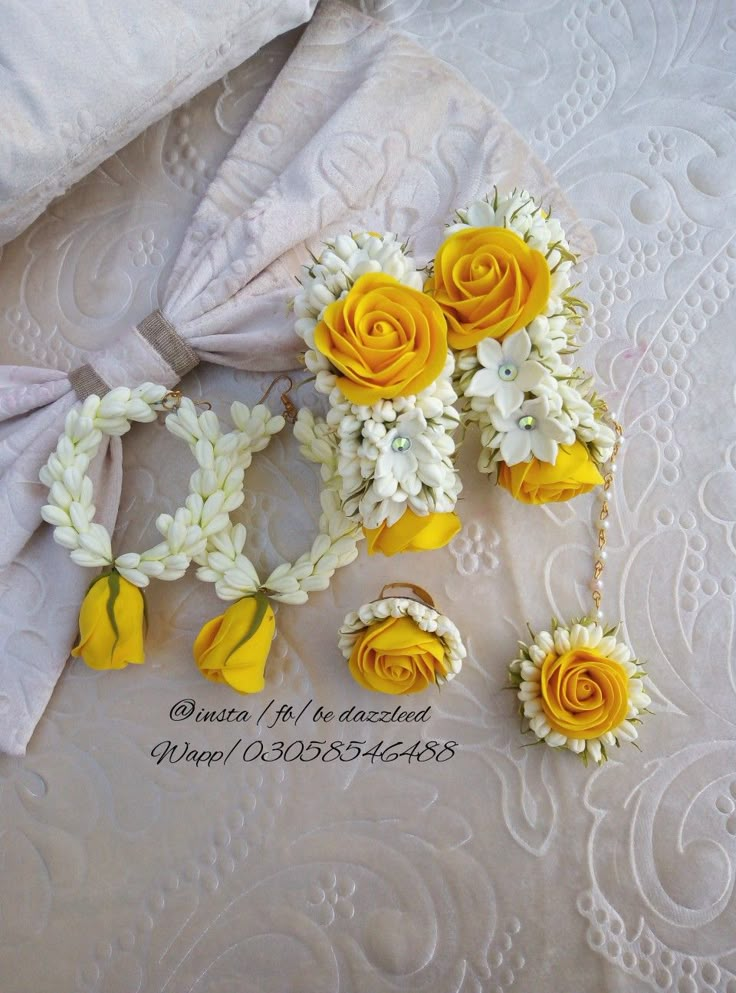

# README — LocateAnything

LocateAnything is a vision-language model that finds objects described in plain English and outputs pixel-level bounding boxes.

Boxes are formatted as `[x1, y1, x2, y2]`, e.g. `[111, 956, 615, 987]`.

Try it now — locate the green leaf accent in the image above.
[85, 568, 114, 595]
[225, 593, 271, 664]
[105, 570, 122, 657]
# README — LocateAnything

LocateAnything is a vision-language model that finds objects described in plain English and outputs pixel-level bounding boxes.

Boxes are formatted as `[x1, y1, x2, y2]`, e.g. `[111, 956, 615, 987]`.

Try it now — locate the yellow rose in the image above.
[426, 227, 550, 348]
[498, 441, 603, 504]
[540, 647, 630, 739]
[71, 571, 146, 670]
[313, 273, 448, 404]
[363, 509, 461, 556]
[193, 594, 275, 693]
[348, 615, 449, 694]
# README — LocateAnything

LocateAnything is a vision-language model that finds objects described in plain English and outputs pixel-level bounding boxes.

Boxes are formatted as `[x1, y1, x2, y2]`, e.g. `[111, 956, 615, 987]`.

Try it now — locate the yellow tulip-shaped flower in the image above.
[193, 594, 276, 693]
[498, 441, 604, 504]
[348, 616, 449, 694]
[363, 509, 461, 556]
[72, 571, 146, 670]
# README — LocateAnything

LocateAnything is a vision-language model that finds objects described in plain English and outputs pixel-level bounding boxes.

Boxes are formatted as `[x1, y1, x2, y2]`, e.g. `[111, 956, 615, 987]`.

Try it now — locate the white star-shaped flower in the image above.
[491, 396, 574, 465]
[372, 410, 446, 498]
[465, 330, 545, 416]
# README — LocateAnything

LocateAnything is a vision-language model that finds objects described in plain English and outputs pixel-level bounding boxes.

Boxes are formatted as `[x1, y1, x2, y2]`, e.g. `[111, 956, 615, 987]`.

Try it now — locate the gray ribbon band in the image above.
[136, 310, 199, 378]
[69, 310, 199, 400]
[68, 364, 110, 401]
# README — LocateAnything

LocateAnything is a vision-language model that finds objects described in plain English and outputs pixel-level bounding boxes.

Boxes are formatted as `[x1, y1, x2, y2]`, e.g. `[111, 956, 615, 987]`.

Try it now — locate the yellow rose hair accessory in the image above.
[339, 583, 466, 695]
[429, 189, 616, 504]
[509, 619, 650, 765]
[291, 232, 463, 554]
[40, 384, 262, 671]
[189, 378, 363, 692]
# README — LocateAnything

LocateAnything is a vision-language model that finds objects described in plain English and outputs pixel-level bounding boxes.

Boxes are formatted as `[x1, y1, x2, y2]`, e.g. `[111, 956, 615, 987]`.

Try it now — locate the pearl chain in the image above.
[591, 413, 624, 619]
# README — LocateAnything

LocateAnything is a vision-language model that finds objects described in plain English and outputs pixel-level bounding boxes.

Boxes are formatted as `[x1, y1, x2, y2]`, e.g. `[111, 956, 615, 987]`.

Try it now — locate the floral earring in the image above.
[425, 188, 616, 506]
[40, 384, 237, 671]
[166, 376, 362, 693]
[292, 233, 463, 555]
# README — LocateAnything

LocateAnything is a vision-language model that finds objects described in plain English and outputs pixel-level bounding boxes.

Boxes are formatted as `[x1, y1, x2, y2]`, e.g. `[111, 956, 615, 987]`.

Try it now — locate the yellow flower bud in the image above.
[71, 571, 146, 670]
[363, 509, 461, 556]
[498, 441, 604, 504]
[193, 594, 276, 693]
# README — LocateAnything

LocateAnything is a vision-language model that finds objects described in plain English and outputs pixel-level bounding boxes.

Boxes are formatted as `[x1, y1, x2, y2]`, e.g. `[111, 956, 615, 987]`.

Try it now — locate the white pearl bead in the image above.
[604, 489, 614, 503]
[591, 578, 603, 591]
[600, 550, 608, 561]
[596, 609, 605, 620]
[601, 520, 611, 530]
[610, 464, 618, 473]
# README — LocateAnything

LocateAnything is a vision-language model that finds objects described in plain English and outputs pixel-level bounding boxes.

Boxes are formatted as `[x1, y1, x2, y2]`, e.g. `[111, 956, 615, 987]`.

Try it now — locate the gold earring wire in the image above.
[257, 375, 298, 423]
[160, 389, 212, 412]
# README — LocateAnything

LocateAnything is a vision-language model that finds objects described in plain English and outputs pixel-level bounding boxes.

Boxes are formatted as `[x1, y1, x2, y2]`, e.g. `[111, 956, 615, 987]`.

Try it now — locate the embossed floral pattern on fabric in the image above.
[0, 0, 733, 990]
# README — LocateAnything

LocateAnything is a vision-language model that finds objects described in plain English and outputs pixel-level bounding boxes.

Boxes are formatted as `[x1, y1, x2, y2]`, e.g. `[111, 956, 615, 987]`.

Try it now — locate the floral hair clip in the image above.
[292, 234, 463, 556]
[426, 188, 616, 505]
[339, 583, 466, 695]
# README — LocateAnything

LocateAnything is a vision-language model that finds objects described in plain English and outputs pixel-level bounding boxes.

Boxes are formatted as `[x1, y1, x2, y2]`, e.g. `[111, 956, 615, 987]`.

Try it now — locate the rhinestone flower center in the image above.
[391, 435, 412, 452]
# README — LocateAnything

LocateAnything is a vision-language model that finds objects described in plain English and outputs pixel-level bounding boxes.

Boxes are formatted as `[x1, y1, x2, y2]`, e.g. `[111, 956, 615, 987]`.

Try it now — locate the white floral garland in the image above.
[192, 402, 363, 606]
[448, 189, 616, 472]
[293, 232, 462, 530]
[339, 596, 466, 683]
[39, 388, 276, 587]
[509, 619, 650, 764]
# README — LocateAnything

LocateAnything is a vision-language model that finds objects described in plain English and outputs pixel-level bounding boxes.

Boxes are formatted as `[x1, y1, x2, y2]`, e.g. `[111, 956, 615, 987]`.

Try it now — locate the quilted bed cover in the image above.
[0, 2, 734, 992]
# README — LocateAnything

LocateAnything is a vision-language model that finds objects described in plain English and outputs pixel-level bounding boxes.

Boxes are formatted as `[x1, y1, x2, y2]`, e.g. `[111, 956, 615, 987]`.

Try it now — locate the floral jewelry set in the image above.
[40, 189, 650, 764]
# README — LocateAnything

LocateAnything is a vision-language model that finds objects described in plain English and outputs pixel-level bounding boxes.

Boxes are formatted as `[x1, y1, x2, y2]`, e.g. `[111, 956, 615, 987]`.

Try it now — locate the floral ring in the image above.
[339, 583, 466, 695]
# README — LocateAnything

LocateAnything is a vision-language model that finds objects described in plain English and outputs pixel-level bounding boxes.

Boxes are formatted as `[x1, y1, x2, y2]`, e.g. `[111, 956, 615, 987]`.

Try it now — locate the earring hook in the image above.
[257, 375, 298, 423]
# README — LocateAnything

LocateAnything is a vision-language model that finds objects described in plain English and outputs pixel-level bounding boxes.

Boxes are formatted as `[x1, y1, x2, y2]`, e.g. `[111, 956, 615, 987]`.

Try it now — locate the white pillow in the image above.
[0, 0, 317, 246]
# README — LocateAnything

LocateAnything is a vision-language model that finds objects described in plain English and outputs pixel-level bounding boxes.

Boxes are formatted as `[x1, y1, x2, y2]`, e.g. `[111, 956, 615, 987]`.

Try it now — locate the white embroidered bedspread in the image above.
[0, 2, 732, 991]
